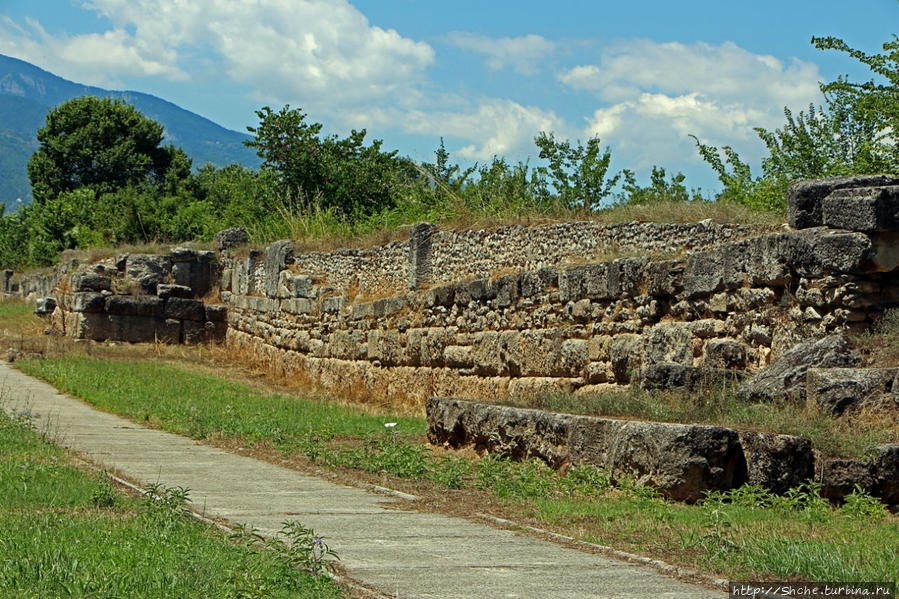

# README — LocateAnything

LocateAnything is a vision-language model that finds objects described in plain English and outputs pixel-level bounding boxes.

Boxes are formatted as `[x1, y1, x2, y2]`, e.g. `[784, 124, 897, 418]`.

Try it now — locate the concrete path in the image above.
[0, 362, 723, 598]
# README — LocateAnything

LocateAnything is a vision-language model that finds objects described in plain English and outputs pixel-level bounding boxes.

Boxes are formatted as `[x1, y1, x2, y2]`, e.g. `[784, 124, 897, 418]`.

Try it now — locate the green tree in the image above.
[534, 132, 619, 210]
[617, 166, 702, 205]
[27, 96, 190, 204]
[245, 105, 404, 217]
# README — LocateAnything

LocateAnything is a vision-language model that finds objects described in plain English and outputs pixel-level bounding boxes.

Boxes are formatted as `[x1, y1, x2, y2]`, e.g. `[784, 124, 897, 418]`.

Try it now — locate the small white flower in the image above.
[384, 422, 398, 428]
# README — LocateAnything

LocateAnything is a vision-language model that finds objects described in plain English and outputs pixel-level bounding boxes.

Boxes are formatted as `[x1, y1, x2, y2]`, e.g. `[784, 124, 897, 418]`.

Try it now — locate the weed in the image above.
[839, 485, 889, 520]
[91, 472, 117, 508]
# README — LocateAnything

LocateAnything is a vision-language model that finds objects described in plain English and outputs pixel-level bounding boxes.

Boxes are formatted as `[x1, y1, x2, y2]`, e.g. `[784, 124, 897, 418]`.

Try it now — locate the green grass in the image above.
[15, 354, 899, 584]
[17, 356, 425, 448]
[0, 409, 345, 599]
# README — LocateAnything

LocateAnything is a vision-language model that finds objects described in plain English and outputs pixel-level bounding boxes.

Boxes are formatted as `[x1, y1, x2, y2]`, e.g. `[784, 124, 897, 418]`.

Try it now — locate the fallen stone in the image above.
[569, 418, 745, 502]
[737, 334, 861, 402]
[819, 456, 876, 500]
[426, 397, 572, 468]
[738, 431, 813, 494]
[806, 367, 898, 416]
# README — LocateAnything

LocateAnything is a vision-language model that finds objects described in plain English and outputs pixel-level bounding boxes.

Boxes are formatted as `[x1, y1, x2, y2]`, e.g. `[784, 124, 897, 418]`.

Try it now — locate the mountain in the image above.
[0, 54, 262, 211]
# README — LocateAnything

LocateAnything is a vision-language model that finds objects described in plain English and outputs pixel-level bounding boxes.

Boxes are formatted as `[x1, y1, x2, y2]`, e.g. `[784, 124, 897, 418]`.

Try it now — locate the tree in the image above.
[534, 132, 619, 210]
[27, 96, 190, 204]
[245, 105, 404, 217]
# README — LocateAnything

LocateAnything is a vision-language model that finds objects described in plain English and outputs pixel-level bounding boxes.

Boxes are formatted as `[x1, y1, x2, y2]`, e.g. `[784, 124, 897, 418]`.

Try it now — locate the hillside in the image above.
[0, 54, 262, 210]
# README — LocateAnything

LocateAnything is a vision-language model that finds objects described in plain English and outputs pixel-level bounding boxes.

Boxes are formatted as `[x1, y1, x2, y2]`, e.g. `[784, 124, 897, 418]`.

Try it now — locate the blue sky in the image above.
[1, 0, 897, 193]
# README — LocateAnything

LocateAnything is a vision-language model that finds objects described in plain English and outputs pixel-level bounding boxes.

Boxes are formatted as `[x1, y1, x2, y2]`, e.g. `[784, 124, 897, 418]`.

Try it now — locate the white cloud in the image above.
[365, 98, 566, 161]
[1, 0, 434, 110]
[0, 16, 186, 87]
[446, 32, 555, 75]
[560, 39, 824, 168]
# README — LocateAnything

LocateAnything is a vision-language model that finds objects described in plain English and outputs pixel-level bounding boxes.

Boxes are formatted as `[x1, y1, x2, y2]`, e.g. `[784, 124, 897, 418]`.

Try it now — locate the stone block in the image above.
[173, 262, 214, 297]
[164, 297, 206, 321]
[494, 273, 519, 308]
[738, 334, 861, 402]
[282, 274, 315, 298]
[423, 284, 454, 308]
[204, 304, 228, 322]
[646, 322, 692, 366]
[34, 297, 57, 316]
[873, 444, 899, 504]
[106, 295, 164, 317]
[569, 418, 745, 502]
[640, 363, 743, 391]
[508, 377, 575, 399]
[609, 333, 644, 383]
[823, 186, 899, 232]
[183, 320, 221, 344]
[703, 338, 749, 369]
[321, 296, 345, 313]
[215, 227, 248, 251]
[426, 398, 572, 468]
[264, 240, 295, 299]
[806, 367, 898, 416]
[443, 345, 474, 369]
[71, 272, 111, 292]
[68, 292, 105, 313]
[819, 457, 876, 500]
[409, 222, 437, 289]
[737, 431, 813, 494]
[787, 175, 899, 229]
[682, 248, 726, 298]
[170, 247, 198, 262]
[156, 284, 193, 299]
[647, 260, 684, 297]
[520, 267, 557, 298]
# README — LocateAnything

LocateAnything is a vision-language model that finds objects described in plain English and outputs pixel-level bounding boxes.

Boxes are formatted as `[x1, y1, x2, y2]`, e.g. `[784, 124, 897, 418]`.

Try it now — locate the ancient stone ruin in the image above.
[19, 175, 899, 503]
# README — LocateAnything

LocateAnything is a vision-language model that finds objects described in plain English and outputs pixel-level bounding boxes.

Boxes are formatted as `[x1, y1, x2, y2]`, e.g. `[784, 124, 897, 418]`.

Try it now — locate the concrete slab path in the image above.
[0, 362, 724, 598]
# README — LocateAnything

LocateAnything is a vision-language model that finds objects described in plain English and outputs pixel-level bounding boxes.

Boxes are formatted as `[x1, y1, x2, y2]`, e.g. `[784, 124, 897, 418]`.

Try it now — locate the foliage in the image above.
[27, 96, 190, 204]
[245, 105, 405, 217]
[617, 166, 703, 205]
[534, 131, 619, 209]
[693, 29, 899, 213]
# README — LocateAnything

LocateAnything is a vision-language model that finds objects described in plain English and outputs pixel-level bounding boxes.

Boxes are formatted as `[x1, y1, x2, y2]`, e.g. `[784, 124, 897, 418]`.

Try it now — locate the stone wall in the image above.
[219, 218, 899, 406]
[46, 248, 227, 344]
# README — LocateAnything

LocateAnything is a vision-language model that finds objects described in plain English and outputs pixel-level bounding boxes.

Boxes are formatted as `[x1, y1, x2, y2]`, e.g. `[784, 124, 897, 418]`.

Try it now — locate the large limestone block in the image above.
[214, 227, 248, 251]
[646, 322, 692, 366]
[640, 363, 743, 391]
[703, 338, 749, 369]
[426, 398, 572, 468]
[823, 185, 899, 232]
[806, 367, 899, 415]
[264, 240, 295, 298]
[68, 292, 106, 313]
[106, 295, 164, 317]
[787, 174, 899, 229]
[569, 418, 745, 502]
[737, 334, 861, 402]
[71, 272, 112, 292]
[164, 297, 206, 321]
[737, 431, 813, 494]
[609, 333, 644, 383]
